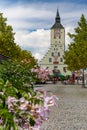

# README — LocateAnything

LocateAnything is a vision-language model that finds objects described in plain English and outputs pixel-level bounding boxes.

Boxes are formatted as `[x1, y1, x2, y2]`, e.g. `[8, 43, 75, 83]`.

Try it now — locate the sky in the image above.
[0, 0, 87, 61]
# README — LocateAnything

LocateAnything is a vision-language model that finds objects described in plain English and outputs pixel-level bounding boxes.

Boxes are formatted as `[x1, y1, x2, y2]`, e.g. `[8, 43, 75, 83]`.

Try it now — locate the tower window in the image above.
[60, 58, 63, 62]
[54, 66, 58, 69]
[63, 67, 66, 72]
[46, 67, 49, 69]
[59, 35, 61, 39]
[49, 58, 52, 62]
[51, 52, 54, 56]
[58, 52, 60, 56]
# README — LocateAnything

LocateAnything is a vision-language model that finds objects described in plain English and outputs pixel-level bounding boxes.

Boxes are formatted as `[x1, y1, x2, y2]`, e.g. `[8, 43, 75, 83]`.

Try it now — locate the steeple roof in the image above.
[51, 9, 64, 29]
[55, 9, 60, 23]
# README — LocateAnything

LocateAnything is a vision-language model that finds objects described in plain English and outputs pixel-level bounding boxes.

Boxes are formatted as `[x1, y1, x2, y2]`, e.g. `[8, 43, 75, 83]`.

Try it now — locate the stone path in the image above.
[35, 83, 87, 130]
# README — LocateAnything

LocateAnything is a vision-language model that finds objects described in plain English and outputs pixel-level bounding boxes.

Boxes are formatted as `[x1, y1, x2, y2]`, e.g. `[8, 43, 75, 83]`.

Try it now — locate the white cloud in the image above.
[65, 26, 75, 50]
[2, 3, 54, 29]
[15, 29, 50, 48]
[15, 29, 50, 60]
[34, 53, 43, 61]
[0, 1, 87, 60]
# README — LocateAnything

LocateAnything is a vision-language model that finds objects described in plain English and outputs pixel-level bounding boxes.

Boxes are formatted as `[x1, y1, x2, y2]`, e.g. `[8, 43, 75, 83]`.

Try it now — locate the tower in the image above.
[39, 10, 71, 75]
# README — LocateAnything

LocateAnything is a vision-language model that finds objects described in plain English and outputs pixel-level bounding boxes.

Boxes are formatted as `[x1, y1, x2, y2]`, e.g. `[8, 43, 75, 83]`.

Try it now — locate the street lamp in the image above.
[82, 68, 85, 87]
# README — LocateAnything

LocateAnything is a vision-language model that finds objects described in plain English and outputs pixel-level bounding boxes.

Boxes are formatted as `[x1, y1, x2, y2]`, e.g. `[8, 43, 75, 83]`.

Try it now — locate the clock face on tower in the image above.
[54, 29, 61, 38]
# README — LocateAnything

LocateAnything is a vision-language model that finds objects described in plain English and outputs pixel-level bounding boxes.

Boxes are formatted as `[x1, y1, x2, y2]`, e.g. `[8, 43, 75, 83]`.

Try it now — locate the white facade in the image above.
[39, 10, 71, 76]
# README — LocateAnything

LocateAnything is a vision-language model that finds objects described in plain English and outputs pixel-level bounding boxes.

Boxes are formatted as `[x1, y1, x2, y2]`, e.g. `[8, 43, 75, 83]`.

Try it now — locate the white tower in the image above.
[40, 10, 71, 76]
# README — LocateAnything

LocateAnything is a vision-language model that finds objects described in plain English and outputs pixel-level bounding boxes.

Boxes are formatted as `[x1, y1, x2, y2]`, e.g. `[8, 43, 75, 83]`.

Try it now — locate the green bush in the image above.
[0, 60, 37, 95]
[0, 78, 43, 130]
[60, 75, 71, 81]
[0, 61, 43, 129]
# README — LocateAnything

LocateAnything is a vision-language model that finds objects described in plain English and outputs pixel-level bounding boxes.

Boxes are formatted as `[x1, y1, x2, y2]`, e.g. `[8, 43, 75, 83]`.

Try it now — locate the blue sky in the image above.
[0, 0, 87, 60]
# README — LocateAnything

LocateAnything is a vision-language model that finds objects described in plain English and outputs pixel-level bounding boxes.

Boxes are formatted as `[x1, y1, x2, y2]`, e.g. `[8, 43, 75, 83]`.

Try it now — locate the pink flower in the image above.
[6, 96, 18, 111]
[32, 67, 50, 83]
[19, 102, 28, 110]
[19, 97, 25, 103]
[0, 118, 3, 124]
[44, 91, 58, 108]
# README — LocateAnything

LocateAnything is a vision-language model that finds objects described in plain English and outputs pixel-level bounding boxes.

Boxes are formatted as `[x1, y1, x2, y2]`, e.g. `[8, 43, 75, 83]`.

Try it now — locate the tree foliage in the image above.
[64, 14, 87, 71]
[0, 13, 21, 59]
[0, 12, 37, 67]
[19, 50, 37, 68]
[0, 60, 37, 95]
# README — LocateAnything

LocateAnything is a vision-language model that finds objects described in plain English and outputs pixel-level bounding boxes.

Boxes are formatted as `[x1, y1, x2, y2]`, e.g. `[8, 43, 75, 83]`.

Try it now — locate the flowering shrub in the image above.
[32, 67, 50, 83]
[0, 60, 36, 90]
[0, 61, 58, 129]
[0, 79, 58, 130]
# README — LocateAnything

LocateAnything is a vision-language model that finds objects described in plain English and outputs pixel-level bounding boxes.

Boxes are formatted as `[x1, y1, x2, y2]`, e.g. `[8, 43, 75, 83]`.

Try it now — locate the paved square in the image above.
[37, 83, 87, 130]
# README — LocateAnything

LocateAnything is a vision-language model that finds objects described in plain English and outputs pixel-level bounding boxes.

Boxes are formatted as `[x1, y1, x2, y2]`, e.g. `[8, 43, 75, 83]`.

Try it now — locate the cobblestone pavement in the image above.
[36, 82, 87, 130]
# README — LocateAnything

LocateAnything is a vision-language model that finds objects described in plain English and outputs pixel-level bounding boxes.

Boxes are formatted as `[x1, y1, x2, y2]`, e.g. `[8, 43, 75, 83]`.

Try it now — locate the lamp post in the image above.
[82, 68, 85, 87]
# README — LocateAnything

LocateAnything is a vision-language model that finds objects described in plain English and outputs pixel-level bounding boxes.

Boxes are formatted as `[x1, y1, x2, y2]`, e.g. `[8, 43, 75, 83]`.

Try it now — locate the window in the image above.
[58, 52, 60, 56]
[51, 52, 54, 56]
[49, 58, 52, 62]
[59, 35, 61, 39]
[54, 66, 58, 69]
[60, 58, 63, 62]
[63, 67, 66, 72]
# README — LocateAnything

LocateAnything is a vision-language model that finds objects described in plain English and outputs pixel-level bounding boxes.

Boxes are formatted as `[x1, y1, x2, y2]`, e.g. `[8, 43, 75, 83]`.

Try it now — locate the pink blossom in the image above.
[19, 102, 28, 110]
[19, 97, 25, 103]
[44, 91, 58, 108]
[0, 118, 3, 124]
[6, 96, 18, 111]
[32, 67, 50, 83]
[4, 88, 58, 130]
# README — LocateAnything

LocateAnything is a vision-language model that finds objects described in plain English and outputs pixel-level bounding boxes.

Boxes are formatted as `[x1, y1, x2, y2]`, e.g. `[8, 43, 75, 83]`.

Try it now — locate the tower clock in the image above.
[54, 29, 61, 38]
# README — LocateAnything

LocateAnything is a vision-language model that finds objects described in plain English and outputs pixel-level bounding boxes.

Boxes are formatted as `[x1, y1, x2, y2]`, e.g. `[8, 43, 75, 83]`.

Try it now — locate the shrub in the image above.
[0, 79, 58, 130]
[32, 67, 50, 84]
[0, 61, 58, 129]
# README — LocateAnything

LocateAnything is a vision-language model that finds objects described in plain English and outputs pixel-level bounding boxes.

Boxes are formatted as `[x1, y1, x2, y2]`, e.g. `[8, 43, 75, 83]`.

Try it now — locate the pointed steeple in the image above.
[51, 9, 64, 29]
[55, 9, 60, 23]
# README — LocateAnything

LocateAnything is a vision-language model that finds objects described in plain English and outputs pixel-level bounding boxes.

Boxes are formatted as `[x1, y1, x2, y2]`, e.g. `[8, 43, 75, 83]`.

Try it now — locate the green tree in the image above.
[64, 14, 87, 86]
[0, 12, 37, 67]
[0, 13, 21, 59]
[19, 50, 37, 68]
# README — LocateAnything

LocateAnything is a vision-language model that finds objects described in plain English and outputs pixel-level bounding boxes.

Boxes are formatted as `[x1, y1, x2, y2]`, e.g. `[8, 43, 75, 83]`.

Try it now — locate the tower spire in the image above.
[51, 9, 64, 29]
[55, 9, 60, 23]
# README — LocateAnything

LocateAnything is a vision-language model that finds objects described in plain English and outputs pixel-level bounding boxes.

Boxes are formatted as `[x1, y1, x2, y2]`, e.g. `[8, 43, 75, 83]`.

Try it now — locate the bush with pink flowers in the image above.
[0, 62, 57, 130]
[32, 67, 50, 84]
[0, 79, 57, 130]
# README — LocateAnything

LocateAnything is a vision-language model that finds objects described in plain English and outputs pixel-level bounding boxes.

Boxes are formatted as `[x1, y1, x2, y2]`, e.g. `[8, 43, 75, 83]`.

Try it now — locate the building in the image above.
[39, 9, 71, 76]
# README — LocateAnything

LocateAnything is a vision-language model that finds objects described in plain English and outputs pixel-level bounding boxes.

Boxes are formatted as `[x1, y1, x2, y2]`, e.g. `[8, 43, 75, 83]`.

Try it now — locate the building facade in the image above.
[39, 10, 71, 76]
